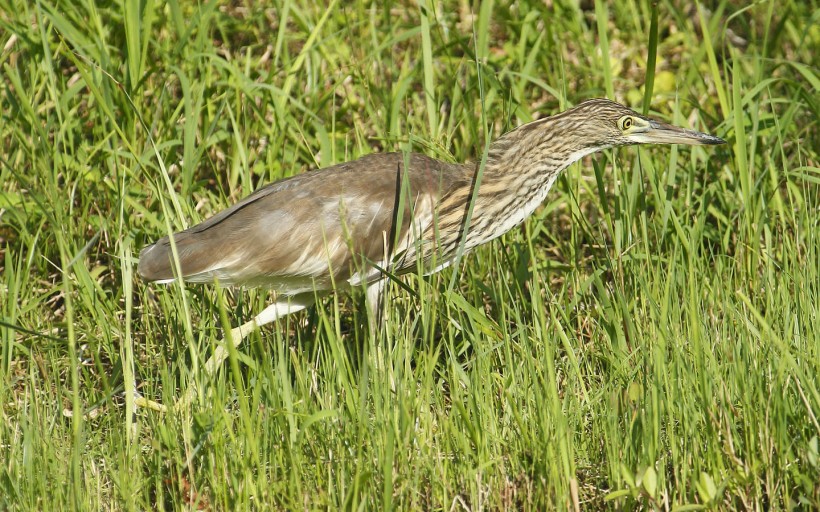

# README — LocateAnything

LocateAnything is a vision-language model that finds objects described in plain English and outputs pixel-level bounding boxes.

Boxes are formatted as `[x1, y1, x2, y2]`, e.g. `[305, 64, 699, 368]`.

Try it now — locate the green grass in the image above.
[1, 0, 819, 509]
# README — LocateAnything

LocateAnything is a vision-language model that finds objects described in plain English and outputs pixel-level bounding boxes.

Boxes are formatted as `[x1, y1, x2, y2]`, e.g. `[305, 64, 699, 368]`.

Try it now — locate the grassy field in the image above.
[1, 0, 818, 509]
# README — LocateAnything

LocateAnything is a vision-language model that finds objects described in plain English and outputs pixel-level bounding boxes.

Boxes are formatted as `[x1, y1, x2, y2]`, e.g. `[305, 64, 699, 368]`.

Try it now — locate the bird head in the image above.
[564, 98, 726, 150]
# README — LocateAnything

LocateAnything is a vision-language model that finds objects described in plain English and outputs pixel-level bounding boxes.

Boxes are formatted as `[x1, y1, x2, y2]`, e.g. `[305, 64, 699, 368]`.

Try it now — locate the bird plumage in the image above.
[136, 99, 724, 411]
[138, 152, 471, 291]
[142, 99, 724, 293]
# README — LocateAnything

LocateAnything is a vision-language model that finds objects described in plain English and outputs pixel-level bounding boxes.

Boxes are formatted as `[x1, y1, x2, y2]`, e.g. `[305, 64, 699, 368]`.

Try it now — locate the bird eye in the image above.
[619, 116, 634, 131]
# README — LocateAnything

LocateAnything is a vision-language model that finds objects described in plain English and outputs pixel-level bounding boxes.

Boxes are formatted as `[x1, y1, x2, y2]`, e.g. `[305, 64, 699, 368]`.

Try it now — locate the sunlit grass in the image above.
[1, 0, 818, 509]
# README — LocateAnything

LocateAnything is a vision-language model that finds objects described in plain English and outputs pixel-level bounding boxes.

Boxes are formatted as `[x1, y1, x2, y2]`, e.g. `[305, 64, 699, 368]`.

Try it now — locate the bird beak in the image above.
[630, 120, 726, 146]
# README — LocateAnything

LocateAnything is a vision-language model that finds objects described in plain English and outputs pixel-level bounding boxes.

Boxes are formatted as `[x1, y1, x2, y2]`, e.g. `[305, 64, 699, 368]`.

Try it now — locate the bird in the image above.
[137, 98, 724, 410]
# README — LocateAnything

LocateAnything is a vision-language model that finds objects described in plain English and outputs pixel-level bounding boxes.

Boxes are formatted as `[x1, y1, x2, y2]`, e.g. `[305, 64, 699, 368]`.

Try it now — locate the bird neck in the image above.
[483, 117, 601, 184]
[465, 121, 599, 247]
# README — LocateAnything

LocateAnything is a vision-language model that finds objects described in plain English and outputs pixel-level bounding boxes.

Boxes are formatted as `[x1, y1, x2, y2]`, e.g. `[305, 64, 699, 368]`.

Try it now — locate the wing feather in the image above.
[138, 152, 469, 294]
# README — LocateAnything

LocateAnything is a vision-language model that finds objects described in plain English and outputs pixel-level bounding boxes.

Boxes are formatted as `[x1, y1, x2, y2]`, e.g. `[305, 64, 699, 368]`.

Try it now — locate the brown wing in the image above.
[137, 152, 470, 294]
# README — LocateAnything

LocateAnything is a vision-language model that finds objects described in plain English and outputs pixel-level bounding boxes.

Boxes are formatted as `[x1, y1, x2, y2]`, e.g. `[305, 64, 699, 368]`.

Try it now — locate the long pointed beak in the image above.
[631, 120, 726, 145]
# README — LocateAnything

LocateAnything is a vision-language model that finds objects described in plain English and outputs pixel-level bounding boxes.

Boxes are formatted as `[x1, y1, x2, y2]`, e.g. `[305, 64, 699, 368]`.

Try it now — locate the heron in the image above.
[137, 98, 724, 410]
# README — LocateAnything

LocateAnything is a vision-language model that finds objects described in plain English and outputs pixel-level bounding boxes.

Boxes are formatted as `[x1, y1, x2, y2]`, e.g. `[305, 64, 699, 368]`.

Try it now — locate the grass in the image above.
[1, 0, 818, 509]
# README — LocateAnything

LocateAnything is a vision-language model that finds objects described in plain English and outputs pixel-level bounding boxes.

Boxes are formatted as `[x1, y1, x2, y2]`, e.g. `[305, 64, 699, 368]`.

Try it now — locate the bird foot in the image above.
[133, 299, 315, 413]
[134, 394, 168, 413]
[133, 383, 202, 413]
[132, 325, 244, 413]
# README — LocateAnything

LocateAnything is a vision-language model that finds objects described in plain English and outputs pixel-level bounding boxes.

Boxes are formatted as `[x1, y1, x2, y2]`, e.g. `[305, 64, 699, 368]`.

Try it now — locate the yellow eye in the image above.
[619, 116, 633, 131]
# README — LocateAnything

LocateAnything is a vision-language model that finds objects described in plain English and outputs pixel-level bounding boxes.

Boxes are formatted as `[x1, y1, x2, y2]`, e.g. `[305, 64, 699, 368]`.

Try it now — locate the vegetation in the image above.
[1, 0, 818, 509]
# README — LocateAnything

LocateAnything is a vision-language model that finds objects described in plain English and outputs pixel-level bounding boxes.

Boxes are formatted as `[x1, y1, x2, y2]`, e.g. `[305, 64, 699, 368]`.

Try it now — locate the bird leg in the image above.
[364, 278, 396, 391]
[365, 278, 387, 333]
[135, 294, 316, 412]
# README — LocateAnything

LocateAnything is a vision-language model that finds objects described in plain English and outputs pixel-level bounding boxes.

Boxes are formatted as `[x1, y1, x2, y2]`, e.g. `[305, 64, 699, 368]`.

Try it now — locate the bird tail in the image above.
[137, 237, 178, 283]
[137, 232, 217, 283]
